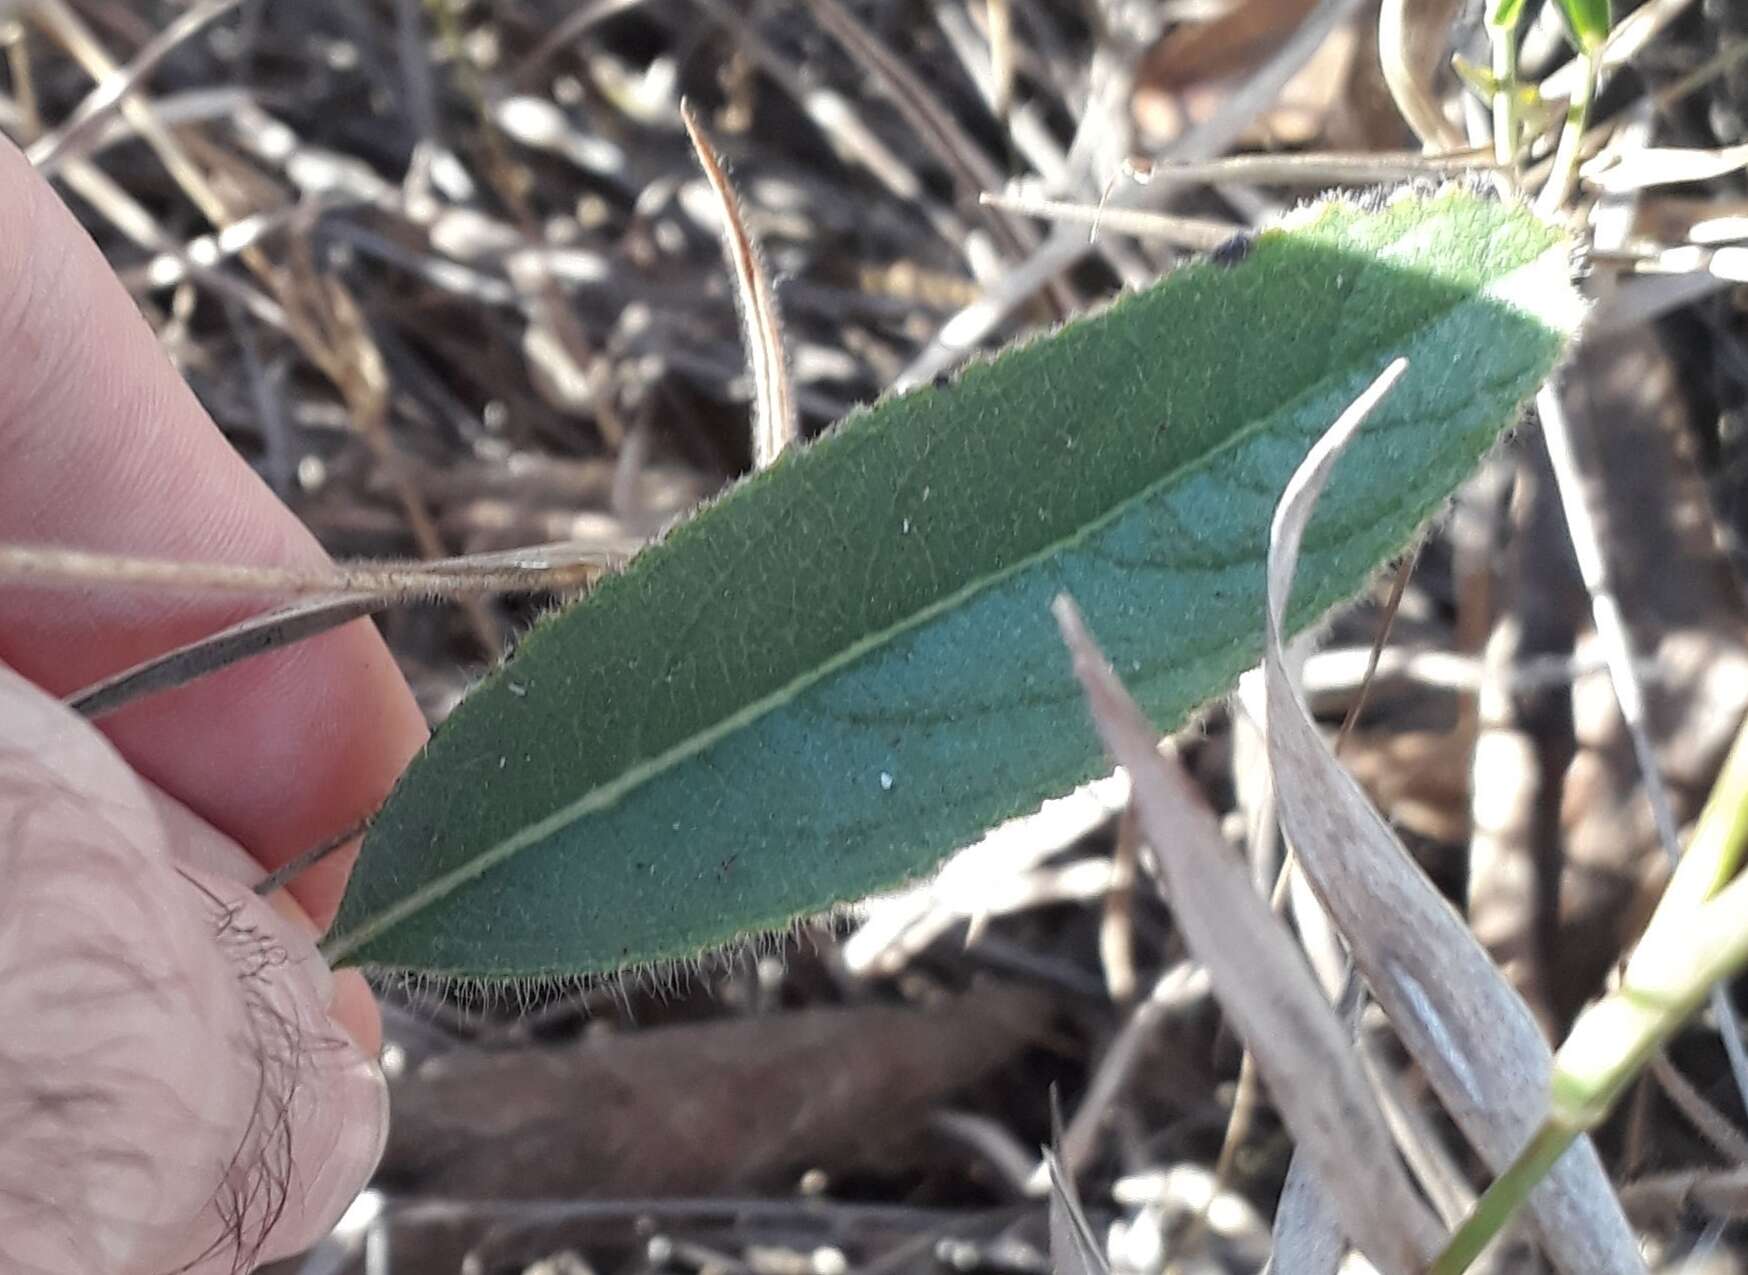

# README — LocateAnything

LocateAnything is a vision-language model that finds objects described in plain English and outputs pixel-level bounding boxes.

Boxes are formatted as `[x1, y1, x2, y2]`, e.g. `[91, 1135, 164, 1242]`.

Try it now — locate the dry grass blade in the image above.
[1262, 362, 1646, 1275]
[1053, 591, 1443, 1275]
[512, 0, 649, 83]
[71, 595, 381, 720]
[1586, 142, 1748, 193]
[1378, 0, 1466, 151]
[1359, 1032, 1478, 1227]
[685, 0, 940, 219]
[28, 0, 252, 255]
[1098, 802, 1140, 1002]
[1122, 150, 1495, 187]
[799, 0, 1074, 317]
[979, 191, 1236, 250]
[1649, 1053, 1748, 1167]
[1161, 0, 1369, 166]
[253, 816, 371, 900]
[56, 542, 618, 719]
[293, 263, 506, 655]
[25, 0, 240, 174]
[1587, 266, 1736, 332]
[1050, 960, 1210, 1181]
[680, 100, 797, 469]
[896, 0, 1365, 389]
[1043, 1147, 1108, 1275]
[1619, 1166, 1748, 1228]
[1, 544, 380, 595]
[800, 0, 1023, 228]
[983, 0, 1014, 118]
[2, 542, 615, 597]
[1266, 1153, 1345, 1275]
[843, 772, 1132, 977]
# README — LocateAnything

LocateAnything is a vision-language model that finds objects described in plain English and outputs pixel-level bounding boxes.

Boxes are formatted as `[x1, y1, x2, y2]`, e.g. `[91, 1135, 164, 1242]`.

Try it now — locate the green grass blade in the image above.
[1432, 733, 1748, 1274]
[1643, 717, 1748, 928]
[326, 187, 1580, 980]
[1488, 0, 1526, 31]
[1554, 0, 1611, 51]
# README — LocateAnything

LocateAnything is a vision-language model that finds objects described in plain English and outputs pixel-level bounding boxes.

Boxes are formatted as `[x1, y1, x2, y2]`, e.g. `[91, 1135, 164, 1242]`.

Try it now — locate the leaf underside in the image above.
[328, 187, 1578, 980]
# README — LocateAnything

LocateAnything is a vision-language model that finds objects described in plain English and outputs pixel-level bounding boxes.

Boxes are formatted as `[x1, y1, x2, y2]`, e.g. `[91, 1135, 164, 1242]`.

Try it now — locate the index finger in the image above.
[0, 137, 428, 929]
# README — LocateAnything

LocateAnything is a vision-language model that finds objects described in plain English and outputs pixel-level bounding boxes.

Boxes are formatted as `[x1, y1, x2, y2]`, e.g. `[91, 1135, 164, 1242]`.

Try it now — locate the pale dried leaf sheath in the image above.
[1262, 363, 1646, 1275]
[1269, 1153, 1346, 1275]
[680, 101, 797, 470]
[1055, 589, 1441, 1273]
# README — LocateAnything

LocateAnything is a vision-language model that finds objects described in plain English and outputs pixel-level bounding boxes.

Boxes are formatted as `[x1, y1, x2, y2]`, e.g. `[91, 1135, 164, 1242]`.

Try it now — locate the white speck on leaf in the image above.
[509, 680, 527, 697]
[879, 771, 894, 791]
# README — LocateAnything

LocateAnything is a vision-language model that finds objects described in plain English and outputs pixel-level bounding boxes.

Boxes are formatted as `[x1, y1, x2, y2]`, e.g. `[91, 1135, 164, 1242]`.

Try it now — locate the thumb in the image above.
[0, 664, 387, 1274]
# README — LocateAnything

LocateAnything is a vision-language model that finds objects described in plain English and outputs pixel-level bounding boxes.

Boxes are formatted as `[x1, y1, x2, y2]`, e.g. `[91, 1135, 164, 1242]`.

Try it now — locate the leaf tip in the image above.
[1049, 591, 1089, 652]
[1051, 593, 1119, 715]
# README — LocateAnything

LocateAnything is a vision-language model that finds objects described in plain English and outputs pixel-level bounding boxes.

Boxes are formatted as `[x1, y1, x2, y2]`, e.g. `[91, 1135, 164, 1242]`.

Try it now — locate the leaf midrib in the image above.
[324, 237, 1540, 965]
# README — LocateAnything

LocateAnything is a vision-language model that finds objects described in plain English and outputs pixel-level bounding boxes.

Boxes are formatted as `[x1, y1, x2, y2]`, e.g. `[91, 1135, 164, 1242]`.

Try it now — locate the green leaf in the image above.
[1554, 0, 1610, 51]
[327, 188, 1580, 980]
[1488, 0, 1526, 32]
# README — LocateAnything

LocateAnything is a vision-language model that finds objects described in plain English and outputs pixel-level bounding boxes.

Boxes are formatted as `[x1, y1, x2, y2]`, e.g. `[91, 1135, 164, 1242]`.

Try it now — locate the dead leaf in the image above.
[381, 984, 1048, 1198]
[1132, 0, 1356, 147]
[1262, 363, 1646, 1275]
[1055, 574, 1442, 1274]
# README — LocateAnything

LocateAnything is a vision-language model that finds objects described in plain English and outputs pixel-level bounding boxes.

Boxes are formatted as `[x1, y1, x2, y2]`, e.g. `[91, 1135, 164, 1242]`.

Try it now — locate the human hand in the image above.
[0, 137, 428, 1271]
